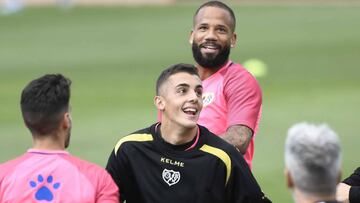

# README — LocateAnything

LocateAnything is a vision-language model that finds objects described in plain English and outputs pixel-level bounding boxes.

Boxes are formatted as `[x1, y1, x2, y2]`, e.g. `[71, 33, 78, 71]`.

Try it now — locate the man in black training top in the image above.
[106, 63, 271, 203]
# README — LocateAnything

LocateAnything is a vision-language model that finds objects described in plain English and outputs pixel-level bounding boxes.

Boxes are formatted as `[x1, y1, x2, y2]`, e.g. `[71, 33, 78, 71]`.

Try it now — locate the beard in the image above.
[64, 130, 71, 149]
[192, 41, 230, 69]
[64, 116, 72, 149]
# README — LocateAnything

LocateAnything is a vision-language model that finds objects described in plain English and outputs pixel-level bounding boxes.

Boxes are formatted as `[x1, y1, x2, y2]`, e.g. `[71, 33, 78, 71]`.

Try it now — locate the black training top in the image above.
[106, 123, 271, 203]
[343, 167, 360, 203]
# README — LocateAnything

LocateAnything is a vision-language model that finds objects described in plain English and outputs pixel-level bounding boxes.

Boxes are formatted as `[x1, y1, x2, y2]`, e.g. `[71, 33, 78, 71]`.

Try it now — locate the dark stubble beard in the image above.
[192, 41, 230, 69]
[64, 117, 71, 149]
[64, 129, 71, 149]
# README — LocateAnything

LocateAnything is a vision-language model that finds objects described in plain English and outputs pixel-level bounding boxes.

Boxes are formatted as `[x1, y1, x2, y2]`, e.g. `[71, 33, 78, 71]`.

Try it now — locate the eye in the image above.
[195, 88, 203, 97]
[177, 87, 187, 94]
[217, 27, 227, 33]
[198, 26, 207, 31]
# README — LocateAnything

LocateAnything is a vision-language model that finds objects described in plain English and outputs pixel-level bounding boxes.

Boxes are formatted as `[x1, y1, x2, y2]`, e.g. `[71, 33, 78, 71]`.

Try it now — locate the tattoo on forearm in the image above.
[222, 125, 253, 154]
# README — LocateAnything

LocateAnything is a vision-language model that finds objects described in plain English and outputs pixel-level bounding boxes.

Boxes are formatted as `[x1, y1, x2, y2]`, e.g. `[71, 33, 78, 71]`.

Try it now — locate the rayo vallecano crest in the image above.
[202, 92, 214, 107]
[162, 169, 181, 186]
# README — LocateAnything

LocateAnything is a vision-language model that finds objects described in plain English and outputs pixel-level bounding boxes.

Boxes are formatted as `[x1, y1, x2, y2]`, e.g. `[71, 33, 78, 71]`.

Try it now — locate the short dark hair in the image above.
[21, 74, 71, 136]
[194, 1, 236, 32]
[156, 63, 199, 95]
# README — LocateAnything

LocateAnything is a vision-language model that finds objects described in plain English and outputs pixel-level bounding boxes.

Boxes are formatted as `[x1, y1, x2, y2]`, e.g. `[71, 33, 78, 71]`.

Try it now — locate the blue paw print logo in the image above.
[29, 174, 61, 201]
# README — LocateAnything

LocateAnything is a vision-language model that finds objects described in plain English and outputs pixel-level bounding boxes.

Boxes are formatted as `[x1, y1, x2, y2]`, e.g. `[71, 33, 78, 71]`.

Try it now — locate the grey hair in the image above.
[285, 122, 341, 196]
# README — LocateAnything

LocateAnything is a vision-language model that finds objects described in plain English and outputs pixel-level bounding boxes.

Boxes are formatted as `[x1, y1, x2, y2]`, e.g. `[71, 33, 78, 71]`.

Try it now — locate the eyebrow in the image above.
[176, 83, 190, 88]
[197, 23, 208, 27]
[176, 84, 203, 89]
[217, 24, 228, 29]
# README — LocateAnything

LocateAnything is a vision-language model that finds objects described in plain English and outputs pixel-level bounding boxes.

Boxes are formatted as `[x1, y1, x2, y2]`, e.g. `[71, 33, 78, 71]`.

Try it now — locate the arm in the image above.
[338, 167, 360, 203]
[220, 125, 252, 154]
[336, 183, 350, 203]
[349, 186, 360, 203]
[336, 183, 360, 203]
[223, 68, 262, 154]
[96, 170, 120, 203]
[226, 149, 271, 203]
[106, 149, 127, 203]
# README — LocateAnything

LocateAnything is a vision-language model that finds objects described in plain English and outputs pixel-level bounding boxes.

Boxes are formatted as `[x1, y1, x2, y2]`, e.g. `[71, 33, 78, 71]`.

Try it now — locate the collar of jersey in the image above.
[201, 60, 233, 83]
[27, 149, 70, 155]
[151, 123, 205, 156]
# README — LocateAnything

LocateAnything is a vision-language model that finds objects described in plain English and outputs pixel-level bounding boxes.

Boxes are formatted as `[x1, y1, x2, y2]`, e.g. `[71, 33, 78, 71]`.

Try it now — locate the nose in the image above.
[204, 28, 217, 41]
[188, 90, 199, 103]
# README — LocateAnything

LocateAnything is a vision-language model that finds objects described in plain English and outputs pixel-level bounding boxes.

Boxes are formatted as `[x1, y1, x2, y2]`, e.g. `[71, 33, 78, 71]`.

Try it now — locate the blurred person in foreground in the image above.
[0, 74, 119, 202]
[189, 0, 262, 169]
[336, 167, 360, 203]
[106, 63, 271, 203]
[285, 122, 342, 203]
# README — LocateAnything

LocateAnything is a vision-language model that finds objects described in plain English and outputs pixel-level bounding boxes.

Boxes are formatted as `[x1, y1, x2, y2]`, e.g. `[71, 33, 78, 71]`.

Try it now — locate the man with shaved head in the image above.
[189, 1, 262, 169]
[106, 63, 270, 203]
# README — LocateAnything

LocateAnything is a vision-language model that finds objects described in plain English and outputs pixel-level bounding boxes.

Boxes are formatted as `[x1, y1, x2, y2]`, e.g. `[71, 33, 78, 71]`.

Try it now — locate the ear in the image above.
[230, 32, 237, 48]
[285, 168, 294, 189]
[62, 112, 71, 130]
[189, 29, 194, 44]
[154, 96, 165, 111]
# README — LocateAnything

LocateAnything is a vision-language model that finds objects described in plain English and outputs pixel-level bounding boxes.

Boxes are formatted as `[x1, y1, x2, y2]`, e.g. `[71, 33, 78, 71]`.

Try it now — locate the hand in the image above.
[336, 183, 350, 203]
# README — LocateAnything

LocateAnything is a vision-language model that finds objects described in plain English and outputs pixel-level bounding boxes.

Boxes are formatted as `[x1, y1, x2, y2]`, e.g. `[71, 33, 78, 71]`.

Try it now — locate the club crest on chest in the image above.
[162, 169, 181, 186]
[202, 92, 215, 107]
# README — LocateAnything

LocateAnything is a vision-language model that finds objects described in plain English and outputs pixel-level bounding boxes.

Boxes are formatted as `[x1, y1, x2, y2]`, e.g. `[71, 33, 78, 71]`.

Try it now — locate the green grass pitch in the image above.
[1, 4, 360, 202]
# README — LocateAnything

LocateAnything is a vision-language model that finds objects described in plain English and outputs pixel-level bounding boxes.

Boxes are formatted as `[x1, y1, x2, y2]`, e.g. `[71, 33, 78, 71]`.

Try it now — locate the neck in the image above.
[196, 61, 228, 80]
[32, 132, 65, 150]
[160, 122, 198, 145]
[293, 188, 337, 203]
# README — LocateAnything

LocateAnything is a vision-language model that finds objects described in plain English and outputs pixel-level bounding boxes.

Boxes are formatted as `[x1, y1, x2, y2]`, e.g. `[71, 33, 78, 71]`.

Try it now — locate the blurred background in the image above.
[1, 0, 360, 202]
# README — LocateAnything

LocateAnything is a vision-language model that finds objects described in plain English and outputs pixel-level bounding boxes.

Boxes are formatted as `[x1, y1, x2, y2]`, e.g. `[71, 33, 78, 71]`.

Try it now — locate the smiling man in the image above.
[106, 63, 270, 203]
[189, 1, 262, 169]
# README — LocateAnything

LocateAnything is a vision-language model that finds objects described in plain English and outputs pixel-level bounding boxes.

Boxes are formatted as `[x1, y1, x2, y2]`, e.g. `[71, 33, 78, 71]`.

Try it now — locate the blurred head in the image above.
[21, 74, 72, 148]
[284, 122, 341, 197]
[190, 1, 237, 69]
[155, 64, 203, 128]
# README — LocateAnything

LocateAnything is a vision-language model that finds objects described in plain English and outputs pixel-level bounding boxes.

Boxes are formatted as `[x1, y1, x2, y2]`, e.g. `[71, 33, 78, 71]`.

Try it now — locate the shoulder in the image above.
[65, 154, 114, 184]
[222, 62, 250, 77]
[221, 62, 262, 99]
[65, 154, 106, 174]
[223, 62, 259, 85]
[220, 62, 261, 93]
[0, 154, 29, 179]
[198, 126, 244, 184]
[199, 126, 241, 162]
[200, 126, 239, 151]
[113, 125, 154, 155]
[64, 155, 117, 194]
[353, 167, 360, 174]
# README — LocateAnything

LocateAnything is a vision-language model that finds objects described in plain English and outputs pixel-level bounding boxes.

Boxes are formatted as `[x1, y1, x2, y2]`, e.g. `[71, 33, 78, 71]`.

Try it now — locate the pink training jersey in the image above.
[0, 149, 119, 203]
[198, 61, 262, 169]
